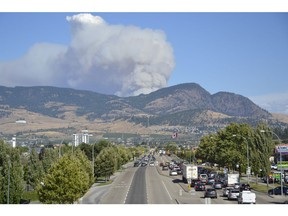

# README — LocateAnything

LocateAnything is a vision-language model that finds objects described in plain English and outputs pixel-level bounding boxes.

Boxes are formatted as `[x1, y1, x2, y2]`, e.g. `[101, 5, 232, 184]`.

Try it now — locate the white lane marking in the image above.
[162, 180, 173, 200]
[123, 168, 137, 204]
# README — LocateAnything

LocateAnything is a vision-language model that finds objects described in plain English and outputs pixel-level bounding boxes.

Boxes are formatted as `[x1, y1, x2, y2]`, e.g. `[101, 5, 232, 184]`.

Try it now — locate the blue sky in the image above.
[0, 12, 287, 113]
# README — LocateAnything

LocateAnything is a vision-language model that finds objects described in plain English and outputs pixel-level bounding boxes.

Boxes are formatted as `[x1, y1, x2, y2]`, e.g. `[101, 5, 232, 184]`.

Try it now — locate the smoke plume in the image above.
[0, 13, 175, 96]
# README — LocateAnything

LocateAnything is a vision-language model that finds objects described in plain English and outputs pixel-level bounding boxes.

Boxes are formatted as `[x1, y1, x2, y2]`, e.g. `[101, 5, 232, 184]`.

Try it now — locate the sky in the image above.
[0, 2, 288, 114]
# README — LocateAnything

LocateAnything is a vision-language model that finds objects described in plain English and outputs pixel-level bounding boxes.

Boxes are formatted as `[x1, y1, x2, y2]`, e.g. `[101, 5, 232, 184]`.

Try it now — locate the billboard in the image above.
[275, 144, 288, 155]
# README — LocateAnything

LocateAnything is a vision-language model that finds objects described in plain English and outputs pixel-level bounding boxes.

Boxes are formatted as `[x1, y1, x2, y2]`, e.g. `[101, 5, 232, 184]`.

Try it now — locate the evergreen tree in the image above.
[27, 148, 44, 189]
[0, 140, 25, 204]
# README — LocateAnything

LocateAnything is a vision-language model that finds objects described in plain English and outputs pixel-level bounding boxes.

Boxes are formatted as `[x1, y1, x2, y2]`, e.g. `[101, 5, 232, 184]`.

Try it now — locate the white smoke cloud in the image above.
[0, 13, 175, 96]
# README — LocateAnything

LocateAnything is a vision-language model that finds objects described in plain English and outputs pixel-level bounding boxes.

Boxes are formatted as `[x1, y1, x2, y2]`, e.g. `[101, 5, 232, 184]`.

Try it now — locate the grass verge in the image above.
[22, 190, 39, 201]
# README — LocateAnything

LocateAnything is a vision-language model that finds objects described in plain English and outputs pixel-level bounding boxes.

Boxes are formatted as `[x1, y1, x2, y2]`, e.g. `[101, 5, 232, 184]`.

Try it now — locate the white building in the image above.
[73, 130, 92, 147]
[12, 136, 16, 148]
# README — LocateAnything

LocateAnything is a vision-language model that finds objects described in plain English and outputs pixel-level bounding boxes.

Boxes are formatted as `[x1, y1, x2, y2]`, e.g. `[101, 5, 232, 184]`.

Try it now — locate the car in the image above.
[268, 186, 288, 195]
[234, 183, 240, 189]
[134, 161, 140, 167]
[170, 170, 178, 176]
[204, 188, 217, 199]
[176, 168, 182, 175]
[238, 191, 256, 204]
[271, 164, 278, 170]
[228, 189, 240, 200]
[207, 177, 215, 185]
[194, 182, 206, 191]
[240, 183, 251, 192]
[162, 165, 169, 170]
[262, 176, 276, 184]
[149, 162, 155, 166]
[199, 174, 208, 184]
[191, 180, 200, 187]
[20, 199, 30, 204]
[213, 182, 223, 189]
[223, 187, 234, 197]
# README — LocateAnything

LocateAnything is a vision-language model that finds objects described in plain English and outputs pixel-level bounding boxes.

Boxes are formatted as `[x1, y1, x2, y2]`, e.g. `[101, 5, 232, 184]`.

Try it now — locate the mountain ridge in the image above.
[0, 83, 277, 137]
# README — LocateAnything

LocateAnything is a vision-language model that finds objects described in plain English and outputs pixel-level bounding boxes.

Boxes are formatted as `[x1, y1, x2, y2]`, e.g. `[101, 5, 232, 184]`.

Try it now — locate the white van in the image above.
[237, 191, 256, 204]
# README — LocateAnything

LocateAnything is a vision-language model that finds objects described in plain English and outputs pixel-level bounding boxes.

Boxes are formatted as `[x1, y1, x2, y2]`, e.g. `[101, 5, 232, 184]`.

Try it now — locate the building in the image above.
[12, 136, 16, 148]
[73, 130, 92, 147]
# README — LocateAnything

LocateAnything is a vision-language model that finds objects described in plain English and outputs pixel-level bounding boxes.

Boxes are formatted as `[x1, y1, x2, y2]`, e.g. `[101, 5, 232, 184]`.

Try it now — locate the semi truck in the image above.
[182, 164, 198, 184]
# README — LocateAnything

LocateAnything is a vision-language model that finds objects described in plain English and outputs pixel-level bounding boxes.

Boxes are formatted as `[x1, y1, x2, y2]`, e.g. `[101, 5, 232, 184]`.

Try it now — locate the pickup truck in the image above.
[237, 191, 256, 204]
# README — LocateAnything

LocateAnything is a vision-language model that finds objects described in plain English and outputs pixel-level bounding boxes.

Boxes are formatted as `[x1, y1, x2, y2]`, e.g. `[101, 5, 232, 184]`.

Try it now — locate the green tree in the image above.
[37, 150, 91, 204]
[39, 147, 59, 174]
[26, 148, 44, 189]
[196, 134, 217, 165]
[94, 147, 117, 181]
[114, 145, 131, 170]
[0, 140, 25, 204]
[251, 124, 274, 184]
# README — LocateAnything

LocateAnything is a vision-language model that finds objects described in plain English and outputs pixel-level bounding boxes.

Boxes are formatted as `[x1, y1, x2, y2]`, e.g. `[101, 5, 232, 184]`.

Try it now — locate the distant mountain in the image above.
[0, 83, 273, 133]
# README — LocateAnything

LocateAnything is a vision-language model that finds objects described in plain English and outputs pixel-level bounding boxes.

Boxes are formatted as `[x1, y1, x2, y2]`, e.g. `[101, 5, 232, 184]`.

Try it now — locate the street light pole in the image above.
[92, 143, 95, 180]
[260, 130, 283, 196]
[7, 157, 11, 204]
[233, 134, 249, 184]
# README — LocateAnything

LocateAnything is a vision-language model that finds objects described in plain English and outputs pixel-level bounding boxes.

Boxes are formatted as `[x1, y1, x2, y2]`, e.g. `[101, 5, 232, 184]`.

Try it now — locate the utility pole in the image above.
[7, 157, 11, 204]
[92, 143, 95, 180]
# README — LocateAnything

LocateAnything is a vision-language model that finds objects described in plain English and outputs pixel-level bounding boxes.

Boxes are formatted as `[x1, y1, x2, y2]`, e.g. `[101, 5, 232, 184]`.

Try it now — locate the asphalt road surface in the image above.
[125, 166, 148, 204]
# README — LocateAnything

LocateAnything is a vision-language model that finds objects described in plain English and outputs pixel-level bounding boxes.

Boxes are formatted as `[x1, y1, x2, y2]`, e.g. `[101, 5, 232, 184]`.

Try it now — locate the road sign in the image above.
[246, 167, 251, 175]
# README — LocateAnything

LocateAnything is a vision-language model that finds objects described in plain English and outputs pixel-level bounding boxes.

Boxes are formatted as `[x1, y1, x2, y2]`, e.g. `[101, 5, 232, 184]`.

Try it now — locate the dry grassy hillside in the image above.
[0, 107, 158, 138]
[271, 113, 288, 124]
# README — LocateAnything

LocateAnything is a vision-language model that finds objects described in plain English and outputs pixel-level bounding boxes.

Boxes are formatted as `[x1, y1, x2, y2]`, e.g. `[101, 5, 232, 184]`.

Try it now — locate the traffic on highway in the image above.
[81, 151, 288, 204]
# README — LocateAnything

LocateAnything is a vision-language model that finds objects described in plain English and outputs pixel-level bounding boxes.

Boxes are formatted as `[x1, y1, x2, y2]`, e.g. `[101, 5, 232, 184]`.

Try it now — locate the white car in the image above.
[223, 187, 234, 197]
[170, 170, 178, 176]
[228, 189, 240, 200]
[238, 191, 256, 204]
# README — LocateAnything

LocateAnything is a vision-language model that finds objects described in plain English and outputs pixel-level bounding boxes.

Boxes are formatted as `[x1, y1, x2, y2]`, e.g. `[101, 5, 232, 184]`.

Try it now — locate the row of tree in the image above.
[0, 139, 146, 204]
[195, 123, 276, 178]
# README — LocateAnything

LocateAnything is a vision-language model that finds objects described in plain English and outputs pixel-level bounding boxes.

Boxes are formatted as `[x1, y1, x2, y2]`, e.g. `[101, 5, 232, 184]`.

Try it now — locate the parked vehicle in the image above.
[228, 189, 240, 200]
[204, 188, 217, 199]
[262, 175, 277, 184]
[182, 164, 198, 183]
[194, 182, 206, 191]
[238, 191, 256, 204]
[268, 186, 288, 195]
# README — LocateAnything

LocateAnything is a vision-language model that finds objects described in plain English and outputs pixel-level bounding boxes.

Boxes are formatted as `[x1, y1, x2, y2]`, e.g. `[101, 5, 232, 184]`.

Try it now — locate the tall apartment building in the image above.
[73, 130, 92, 147]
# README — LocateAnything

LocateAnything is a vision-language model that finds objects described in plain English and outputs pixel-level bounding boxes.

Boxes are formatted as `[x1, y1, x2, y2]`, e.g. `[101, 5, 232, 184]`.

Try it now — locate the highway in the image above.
[125, 167, 147, 204]
[82, 154, 288, 204]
